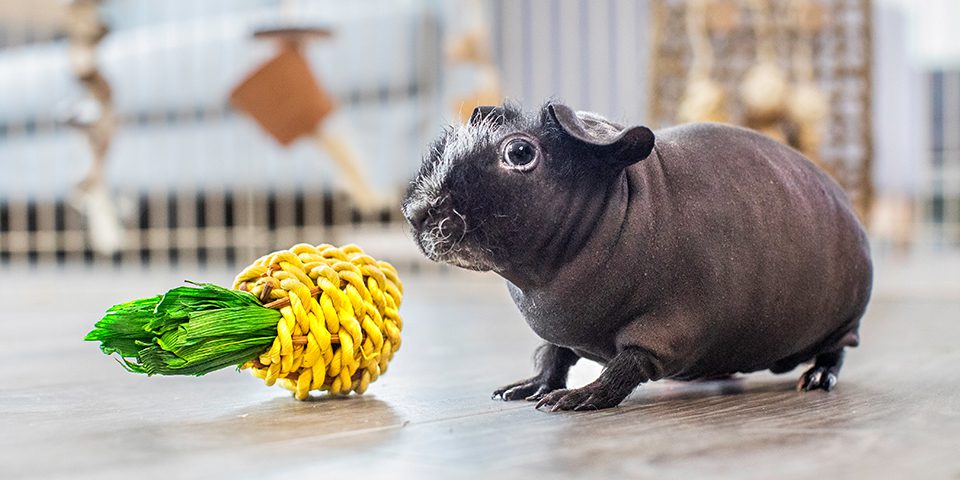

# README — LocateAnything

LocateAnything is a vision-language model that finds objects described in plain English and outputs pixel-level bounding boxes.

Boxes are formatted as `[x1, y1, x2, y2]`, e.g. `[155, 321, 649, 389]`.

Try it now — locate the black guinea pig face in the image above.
[402, 104, 544, 271]
[402, 102, 655, 272]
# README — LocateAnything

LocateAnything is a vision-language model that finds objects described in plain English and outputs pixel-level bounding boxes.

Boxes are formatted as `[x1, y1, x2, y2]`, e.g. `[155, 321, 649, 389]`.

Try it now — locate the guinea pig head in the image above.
[402, 102, 655, 280]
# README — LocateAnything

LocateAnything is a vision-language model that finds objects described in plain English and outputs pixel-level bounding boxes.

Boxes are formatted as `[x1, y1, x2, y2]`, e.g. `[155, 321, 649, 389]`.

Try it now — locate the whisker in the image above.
[451, 208, 468, 245]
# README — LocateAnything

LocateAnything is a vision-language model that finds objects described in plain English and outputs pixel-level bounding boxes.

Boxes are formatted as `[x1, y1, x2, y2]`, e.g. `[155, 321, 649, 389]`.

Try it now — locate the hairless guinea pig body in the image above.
[402, 102, 872, 411]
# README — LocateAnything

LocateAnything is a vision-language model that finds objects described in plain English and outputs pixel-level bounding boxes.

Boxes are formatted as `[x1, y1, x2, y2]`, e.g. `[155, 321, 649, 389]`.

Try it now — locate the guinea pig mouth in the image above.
[441, 246, 497, 271]
[410, 212, 495, 271]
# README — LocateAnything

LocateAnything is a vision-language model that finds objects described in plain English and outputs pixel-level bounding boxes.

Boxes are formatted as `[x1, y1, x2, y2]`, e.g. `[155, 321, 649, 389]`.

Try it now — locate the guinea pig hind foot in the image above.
[796, 349, 845, 392]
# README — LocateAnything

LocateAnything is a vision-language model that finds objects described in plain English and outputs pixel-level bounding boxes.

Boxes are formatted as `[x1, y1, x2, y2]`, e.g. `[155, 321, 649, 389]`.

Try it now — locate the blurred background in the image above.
[0, 0, 957, 295]
[3, 3, 959, 477]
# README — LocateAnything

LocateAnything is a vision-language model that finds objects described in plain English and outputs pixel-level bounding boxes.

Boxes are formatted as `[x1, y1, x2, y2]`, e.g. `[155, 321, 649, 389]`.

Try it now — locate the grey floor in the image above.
[1, 258, 959, 479]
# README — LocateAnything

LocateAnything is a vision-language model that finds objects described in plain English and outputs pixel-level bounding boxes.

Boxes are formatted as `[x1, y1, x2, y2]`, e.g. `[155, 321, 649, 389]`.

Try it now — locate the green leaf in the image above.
[85, 282, 281, 376]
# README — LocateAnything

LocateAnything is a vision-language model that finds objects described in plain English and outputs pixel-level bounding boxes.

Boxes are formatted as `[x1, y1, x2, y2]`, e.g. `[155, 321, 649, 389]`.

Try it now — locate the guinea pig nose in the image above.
[405, 203, 430, 230]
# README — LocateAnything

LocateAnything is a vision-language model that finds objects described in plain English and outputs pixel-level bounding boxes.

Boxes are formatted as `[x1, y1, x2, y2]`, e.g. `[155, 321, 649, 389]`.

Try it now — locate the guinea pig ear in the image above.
[470, 105, 506, 126]
[544, 103, 655, 169]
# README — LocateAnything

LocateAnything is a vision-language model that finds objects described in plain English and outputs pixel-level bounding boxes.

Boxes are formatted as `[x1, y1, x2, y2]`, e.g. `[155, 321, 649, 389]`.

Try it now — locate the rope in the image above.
[232, 243, 403, 400]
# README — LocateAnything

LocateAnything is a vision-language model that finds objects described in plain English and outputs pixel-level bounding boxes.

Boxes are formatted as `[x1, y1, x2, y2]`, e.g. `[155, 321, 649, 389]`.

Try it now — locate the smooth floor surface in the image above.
[1, 264, 959, 479]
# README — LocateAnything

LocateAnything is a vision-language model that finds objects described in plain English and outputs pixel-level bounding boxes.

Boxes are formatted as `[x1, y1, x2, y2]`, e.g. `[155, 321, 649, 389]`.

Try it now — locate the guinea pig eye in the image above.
[502, 138, 538, 170]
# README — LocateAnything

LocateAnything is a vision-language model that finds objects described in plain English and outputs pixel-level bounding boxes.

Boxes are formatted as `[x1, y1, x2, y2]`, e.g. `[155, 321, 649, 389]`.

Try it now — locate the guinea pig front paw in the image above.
[534, 384, 627, 412]
[492, 377, 562, 401]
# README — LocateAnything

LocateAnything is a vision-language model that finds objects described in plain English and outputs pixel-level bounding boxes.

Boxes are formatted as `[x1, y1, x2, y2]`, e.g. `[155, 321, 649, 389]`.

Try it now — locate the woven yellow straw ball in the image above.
[232, 243, 403, 400]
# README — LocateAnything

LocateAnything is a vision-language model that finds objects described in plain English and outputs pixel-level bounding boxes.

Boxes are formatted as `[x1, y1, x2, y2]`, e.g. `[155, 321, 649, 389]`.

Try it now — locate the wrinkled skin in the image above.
[403, 102, 872, 411]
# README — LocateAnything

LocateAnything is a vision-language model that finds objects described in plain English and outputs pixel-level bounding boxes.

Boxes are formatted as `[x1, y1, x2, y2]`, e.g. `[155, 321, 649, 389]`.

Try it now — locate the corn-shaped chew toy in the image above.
[85, 243, 403, 400]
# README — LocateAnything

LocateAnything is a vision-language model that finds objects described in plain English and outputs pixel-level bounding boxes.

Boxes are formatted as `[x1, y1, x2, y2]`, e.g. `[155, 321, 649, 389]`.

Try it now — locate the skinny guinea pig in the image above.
[402, 102, 872, 411]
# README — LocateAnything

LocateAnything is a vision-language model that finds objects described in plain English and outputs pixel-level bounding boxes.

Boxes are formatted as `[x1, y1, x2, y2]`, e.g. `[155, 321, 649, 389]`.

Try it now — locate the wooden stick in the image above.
[261, 286, 323, 310]
[313, 130, 382, 213]
[292, 334, 339, 345]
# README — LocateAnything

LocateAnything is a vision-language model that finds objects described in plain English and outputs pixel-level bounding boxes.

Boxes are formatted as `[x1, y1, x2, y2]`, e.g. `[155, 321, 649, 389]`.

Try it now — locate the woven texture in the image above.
[233, 243, 403, 400]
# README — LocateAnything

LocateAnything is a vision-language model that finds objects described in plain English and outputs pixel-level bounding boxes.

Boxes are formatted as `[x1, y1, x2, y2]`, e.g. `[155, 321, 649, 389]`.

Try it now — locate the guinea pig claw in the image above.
[551, 391, 587, 412]
[491, 384, 514, 400]
[536, 385, 627, 412]
[525, 385, 551, 401]
[823, 373, 838, 391]
[797, 366, 839, 392]
[494, 377, 553, 401]
[804, 370, 823, 391]
[502, 386, 526, 401]
[535, 389, 567, 410]
[538, 388, 593, 412]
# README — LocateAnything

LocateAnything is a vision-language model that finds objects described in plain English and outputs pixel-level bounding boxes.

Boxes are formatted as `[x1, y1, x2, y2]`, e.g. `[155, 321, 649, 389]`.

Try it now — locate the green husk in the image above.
[84, 282, 281, 376]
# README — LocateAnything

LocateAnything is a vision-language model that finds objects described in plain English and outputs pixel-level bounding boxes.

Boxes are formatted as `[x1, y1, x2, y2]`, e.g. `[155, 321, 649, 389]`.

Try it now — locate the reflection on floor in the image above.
[1, 261, 957, 479]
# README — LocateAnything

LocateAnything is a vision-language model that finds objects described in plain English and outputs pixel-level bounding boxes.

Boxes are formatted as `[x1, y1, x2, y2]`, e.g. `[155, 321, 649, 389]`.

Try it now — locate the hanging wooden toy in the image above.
[229, 26, 382, 212]
[85, 243, 403, 400]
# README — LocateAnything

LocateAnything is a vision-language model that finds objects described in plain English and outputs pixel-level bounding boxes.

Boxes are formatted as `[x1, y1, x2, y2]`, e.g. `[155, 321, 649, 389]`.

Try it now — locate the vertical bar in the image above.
[121, 181, 141, 267]
[302, 176, 325, 245]
[585, 0, 610, 114]
[149, 187, 170, 266]
[493, 0, 505, 98]
[500, 0, 524, 103]
[0, 15, 10, 264]
[520, 0, 534, 103]
[205, 186, 226, 265]
[29, 8, 57, 266]
[578, 0, 591, 109]
[647, 0, 664, 126]
[35, 123, 57, 265]
[549, 0, 562, 96]
[276, 188, 297, 250]
[64, 189, 84, 265]
[225, 188, 237, 265]
[946, 71, 960, 243]
[859, 0, 875, 223]
[0, 198, 8, 264]
[176, 183, 198, 270]
[606, 0, 619, 118]
[612, 0, 642, 120]
[26, 196, 37, 265]
[627, 0, 646, 121]
[235, 188, 252, 266]
[381, 0, 403, 229]
[527, 0, 552, 103]
[928, 69, 943, 244]
[8, 125, 29, 265]
[241, 187, 266, 265]
[131, 9, 149, 270]
[557, 0, 582, 106]
[3, 14, 27, 266]
[137, 193, 149, 266]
